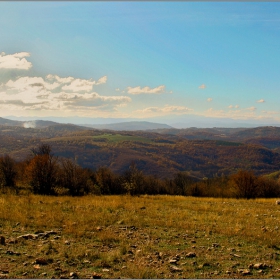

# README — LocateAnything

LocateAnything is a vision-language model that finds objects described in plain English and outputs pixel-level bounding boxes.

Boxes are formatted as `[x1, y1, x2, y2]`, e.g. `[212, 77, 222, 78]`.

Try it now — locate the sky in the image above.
[0, 2, 280, 127]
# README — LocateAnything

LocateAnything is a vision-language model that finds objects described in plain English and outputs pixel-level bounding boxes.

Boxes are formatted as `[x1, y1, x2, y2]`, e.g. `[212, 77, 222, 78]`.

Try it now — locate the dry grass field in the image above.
[1, 194, 280, 278]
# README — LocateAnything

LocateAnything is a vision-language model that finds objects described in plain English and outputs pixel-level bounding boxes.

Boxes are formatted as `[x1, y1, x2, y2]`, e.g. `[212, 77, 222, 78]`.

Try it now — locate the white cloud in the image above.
[247, 106, 257, 111]
[6, 76, 60, 91]
[257, 99, 265, 103]
[96, 76, 107, 85]
[207, 98, 213, 102]
[127, 85, 165, 95]
[203, 105, 265, 119]
[55, 92, 131, 108]
[198, 84, 206, 89]
[0, 52, 32, 70]
[261, 110, 279, 115]
[228, 104, 239, 109]
[0, 72, 130, 114]
[46, 74, 75, 84]
[135, 105, 193, 116]
[61, 78, 96, 92]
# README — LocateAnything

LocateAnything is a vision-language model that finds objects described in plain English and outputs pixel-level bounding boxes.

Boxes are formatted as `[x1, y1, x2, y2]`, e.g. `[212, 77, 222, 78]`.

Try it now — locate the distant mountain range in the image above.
[0, 117, 173, 131]
[83, 121, 173, 131]
[6, 114, 280, 129]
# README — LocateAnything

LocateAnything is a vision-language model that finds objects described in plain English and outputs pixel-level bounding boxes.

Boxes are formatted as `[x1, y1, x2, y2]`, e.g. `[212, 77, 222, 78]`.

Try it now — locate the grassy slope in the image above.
[1, 195, 280, 278]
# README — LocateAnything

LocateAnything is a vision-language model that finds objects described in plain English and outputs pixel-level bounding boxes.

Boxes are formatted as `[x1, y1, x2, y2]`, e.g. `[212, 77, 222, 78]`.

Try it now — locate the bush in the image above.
[231, 170, 258, 199]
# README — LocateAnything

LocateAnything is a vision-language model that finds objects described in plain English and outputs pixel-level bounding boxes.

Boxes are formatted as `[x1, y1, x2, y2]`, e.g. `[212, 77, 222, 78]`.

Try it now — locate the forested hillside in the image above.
[0, 123, 280, 179]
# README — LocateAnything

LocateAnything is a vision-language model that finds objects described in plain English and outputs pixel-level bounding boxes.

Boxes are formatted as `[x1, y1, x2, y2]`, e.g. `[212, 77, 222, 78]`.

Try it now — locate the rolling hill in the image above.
[0, 125, 278, 179]
[0, 117, 279, 179]
[82, 121, 174, 131]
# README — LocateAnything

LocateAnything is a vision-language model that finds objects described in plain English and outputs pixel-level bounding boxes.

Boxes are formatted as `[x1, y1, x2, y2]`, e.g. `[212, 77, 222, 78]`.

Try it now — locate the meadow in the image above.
[1, 195, 280, 278]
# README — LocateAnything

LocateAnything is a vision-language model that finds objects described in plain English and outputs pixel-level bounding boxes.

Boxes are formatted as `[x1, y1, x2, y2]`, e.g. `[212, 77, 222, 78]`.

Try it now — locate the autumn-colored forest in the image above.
[0, 144, 280, 199]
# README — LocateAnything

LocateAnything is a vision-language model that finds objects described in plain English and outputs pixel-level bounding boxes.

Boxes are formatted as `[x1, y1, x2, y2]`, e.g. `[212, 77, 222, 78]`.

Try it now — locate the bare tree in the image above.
[31, 143, 52, 156]
[60, 158, 90, 196]
[231, 170, 258, 199]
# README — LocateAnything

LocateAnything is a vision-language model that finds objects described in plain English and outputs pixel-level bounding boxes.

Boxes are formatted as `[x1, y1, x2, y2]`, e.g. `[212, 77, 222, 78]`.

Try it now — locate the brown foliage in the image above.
[0, 154, 17, 188]
[25, 153, 58, 195]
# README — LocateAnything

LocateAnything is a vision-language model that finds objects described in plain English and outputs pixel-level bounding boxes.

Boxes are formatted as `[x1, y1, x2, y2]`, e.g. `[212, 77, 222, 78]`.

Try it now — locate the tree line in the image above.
[0, 144, 280, 199]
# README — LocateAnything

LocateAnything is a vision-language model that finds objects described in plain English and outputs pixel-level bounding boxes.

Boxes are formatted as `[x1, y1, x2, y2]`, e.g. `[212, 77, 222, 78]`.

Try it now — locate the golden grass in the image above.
[1, 195, 280, 278]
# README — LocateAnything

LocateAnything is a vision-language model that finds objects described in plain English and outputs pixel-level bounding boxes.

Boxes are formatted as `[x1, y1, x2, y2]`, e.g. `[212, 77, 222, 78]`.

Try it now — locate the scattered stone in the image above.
[33, 264, 40, 269]
[238, 269, 251, 275]
[91, 272, 102, 279]
[96, 227, 102, 231]
[64, 240, 70, 245]
[83, 260, 91, 264]
[169, 259, 178, 264]
[230, 253, 241, 258]
[70, 272, 78, 278]
[102, 269, 109, 272]
[17, 234, 38, 240]
[0, 236, 5, 245]
[225, 270, 231, 274]
[41, 272, 47, 276]
[186, 252, 196, 258]
[170, 265, 183, 272]
[22, 272, 28, 276]
[253, 263, 268, 270]
[37, 230, 58, 239]
[191, 240, 196, 243]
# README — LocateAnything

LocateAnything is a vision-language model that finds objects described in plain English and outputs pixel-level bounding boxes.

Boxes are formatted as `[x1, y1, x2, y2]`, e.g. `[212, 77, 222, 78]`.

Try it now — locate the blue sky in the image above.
[0, 2, 280, 126]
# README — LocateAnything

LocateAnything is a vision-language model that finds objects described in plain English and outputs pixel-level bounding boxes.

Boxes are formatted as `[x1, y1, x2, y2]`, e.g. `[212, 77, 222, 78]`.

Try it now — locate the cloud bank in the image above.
[135, 105, 193, 116]
[0, 53, 130, 116]
[0, 52, 32, 70]
[127, 85, 165, 95]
